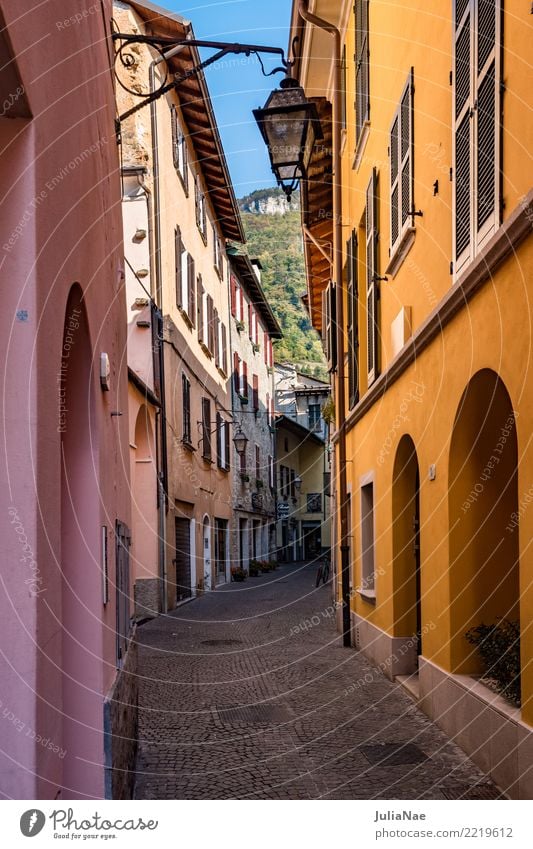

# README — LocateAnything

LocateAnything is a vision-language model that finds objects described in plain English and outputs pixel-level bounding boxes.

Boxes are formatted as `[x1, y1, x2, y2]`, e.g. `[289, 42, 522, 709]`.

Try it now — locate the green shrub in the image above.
[465, 619, 521, 706]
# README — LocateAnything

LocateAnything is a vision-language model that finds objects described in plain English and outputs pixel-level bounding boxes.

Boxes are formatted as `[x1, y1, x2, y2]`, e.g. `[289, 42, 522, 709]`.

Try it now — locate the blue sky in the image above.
[167, 0, 291, 197]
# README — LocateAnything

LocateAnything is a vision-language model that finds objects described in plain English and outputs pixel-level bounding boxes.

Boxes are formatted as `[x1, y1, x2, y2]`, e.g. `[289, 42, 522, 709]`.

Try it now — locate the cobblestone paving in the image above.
[134, 562, 497, 800]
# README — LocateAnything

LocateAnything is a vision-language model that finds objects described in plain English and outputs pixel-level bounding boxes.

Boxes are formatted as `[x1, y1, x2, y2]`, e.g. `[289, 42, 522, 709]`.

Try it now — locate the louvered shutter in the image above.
[181, 133, 189, 193]
[454, 0, 474, 271]
[194, 177, 200, 229]
[216, 412, 222, 467]
[253, 374, 259, 411]
[197, 275, 204, 343]
[323, 282, 337, 373]
[207, 295, 215, 354]
[230, 275, 237, 316]
[475, 0, 500, 249]
[234, 352, 240, 393]
[242, 360, 248, 399]
[202, 398, 212, 461]
[171, 105, 179, 169]
[187, 256, 195, 325]
[224, 419, 230, 470]
[347, 230, 359, 409]
[355, 0, 369, 146]
[366, 169, 379, 385]
[390, 70, 414, 256]
[175, 227, 182, 308]
[221, 323, 228, 374]
[248, 303, 253, 339]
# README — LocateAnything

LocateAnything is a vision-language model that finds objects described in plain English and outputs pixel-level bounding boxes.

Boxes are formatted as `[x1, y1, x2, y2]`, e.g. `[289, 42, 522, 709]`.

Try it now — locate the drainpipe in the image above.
[298, 1, 351, 647]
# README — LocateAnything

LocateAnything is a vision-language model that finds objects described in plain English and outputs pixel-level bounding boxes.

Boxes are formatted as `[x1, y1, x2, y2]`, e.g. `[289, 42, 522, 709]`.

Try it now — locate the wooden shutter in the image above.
[253, 374, 259, 411]
[390, 70, 414, 255]
[194, 176, 200, 229]
[175, 227, 182, 308]
[216, 412, 222, 468]
[202, 398, 211, 461]
[454, 0, 474, 271]
[355, 0, 369, 145]
[248, 303, 253, 339]
[242, 360, 248, 398]
[221, 323, 228, 374]
[171, 105, 179, 169]
[347, 230, 359, 409]
[233, 352, 240, 393]
[366, 168, 379, 385]
[207, 295, 215, 355]
[214, 308, 220, 366]
[323, 282, 337, 373]
[197, 275, 204, 343]
[182, 373, 191, 443]
[181, 132, 189, 193]
[187, 255, 195, 325]
[230, 275, 237, 316]
[224, 419, 230, 470]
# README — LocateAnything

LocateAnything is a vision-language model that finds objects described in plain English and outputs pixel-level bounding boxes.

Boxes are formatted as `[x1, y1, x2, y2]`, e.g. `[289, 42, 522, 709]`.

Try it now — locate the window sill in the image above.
[356, 587, 376, 604]
[199, 340, 213, 358]
[202, 455, 214, 465]
[386, 227, 416, 278]
[178, 307, 195, 330]
[177, 171, 189, 197]
[352, 121, 370, 172]
[181, 439, 196, 452]
[197, 227, 208, 246]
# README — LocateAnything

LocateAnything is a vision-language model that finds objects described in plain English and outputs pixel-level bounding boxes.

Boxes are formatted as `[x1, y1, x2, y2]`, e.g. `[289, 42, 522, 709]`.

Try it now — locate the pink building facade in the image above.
[0, 1, 135, 799]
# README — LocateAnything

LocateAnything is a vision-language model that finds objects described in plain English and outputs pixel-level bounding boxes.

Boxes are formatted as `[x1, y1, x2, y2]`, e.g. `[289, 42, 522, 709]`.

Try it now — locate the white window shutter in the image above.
[454, 0, 474, 272]
[475, 0, 500, 251]
[366, 169, 379, 386]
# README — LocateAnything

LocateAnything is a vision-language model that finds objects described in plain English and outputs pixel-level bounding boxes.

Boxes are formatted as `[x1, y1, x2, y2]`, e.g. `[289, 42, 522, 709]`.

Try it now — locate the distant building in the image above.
[228, 250, 282, 569]
[115, 0, 244, 600]
[275, 365, 331, 562]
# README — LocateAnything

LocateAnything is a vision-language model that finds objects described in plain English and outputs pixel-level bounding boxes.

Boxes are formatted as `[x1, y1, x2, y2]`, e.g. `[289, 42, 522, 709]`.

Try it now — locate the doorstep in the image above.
[396, 672, 420, 703]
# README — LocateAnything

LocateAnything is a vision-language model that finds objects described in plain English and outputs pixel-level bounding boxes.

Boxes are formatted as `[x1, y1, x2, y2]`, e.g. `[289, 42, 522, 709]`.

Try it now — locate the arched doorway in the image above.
[202, 515, 211, 591]
[132, 406, 158, 615]
[449, 369, 519, 675]
[392, 435, 422, 672]
[60, 285, 102, 798]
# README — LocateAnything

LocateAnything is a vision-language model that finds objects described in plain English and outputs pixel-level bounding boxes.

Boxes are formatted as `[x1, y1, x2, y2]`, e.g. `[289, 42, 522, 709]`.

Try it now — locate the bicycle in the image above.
[315, 555, 330, 587]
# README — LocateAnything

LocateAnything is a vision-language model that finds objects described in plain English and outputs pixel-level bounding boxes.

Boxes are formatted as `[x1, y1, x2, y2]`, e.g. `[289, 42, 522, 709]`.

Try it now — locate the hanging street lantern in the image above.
[253, 77, 323, 201]
[232, 425, 248, 456]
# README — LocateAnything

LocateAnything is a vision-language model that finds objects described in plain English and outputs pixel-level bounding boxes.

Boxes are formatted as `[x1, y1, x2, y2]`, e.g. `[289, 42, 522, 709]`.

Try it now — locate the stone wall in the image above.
[134, 577, 160, 620]
[103, 630, 138, 799]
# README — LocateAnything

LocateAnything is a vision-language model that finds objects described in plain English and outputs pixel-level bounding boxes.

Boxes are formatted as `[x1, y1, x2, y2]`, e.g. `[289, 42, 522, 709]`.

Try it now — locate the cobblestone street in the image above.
[134, 562, 499, 800]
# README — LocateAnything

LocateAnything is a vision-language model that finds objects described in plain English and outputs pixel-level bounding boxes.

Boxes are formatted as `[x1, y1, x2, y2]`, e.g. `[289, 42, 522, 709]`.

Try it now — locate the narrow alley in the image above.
[134, 563, 499, 800]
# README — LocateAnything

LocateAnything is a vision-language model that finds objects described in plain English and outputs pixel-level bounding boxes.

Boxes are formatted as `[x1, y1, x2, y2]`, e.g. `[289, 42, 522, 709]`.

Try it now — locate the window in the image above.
[290, 469, 296, 498]
[347, 229, 360, 408]
[214, 308, 220, 367]
[195, 176, 207, 242]
[268, 455, 274, 490]
[233, 354, 247, 398]
[361, 481, 375, 594]
[366, 169, 379, 386]
[255, 445, 260, 481]
[240, 445, 247, 475]
[220, 323, 228, 374]
[175, 227, 195, 326]
[207, 295, 215, 356]
[213, 225, 224, 279]
[279, 464, 288, 497]
[308, 403, 321, 432]
[307, 493, 322, 514]
[197, 275, 205, 345]
[355, 0, 369, 147]
[182, 373, 192, 445]
[252, 374, 259, 412]
[216, 413, 230, 471]
[171, 105, 189, 193]
[266, 392, 270, 427]
[389, 70, 414, 258]
[201, 397, 212, 462]
[454, 0, 501, 274]
[340, 45, 347, 132]
[322, 282, 337, 373]
[249, 305, 259, 346]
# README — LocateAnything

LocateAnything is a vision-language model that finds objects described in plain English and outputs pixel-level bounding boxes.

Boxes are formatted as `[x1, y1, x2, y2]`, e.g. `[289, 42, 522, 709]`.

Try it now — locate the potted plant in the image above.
[248, 559, 260, 577]
[240, 473, 250, 483]
[256, 479, 264, 489]
[231, 566, 248, 582]
[235, 320, 245, 332]
[465, 618, 521, 706]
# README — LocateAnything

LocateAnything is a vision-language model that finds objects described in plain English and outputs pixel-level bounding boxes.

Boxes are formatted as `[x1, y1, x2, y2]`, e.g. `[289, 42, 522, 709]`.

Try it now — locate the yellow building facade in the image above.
[292, 0, 533, 796]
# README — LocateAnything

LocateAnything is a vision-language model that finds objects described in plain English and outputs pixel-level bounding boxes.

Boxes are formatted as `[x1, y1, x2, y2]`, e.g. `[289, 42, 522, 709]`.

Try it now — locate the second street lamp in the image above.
[253, 77, 323, 201]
